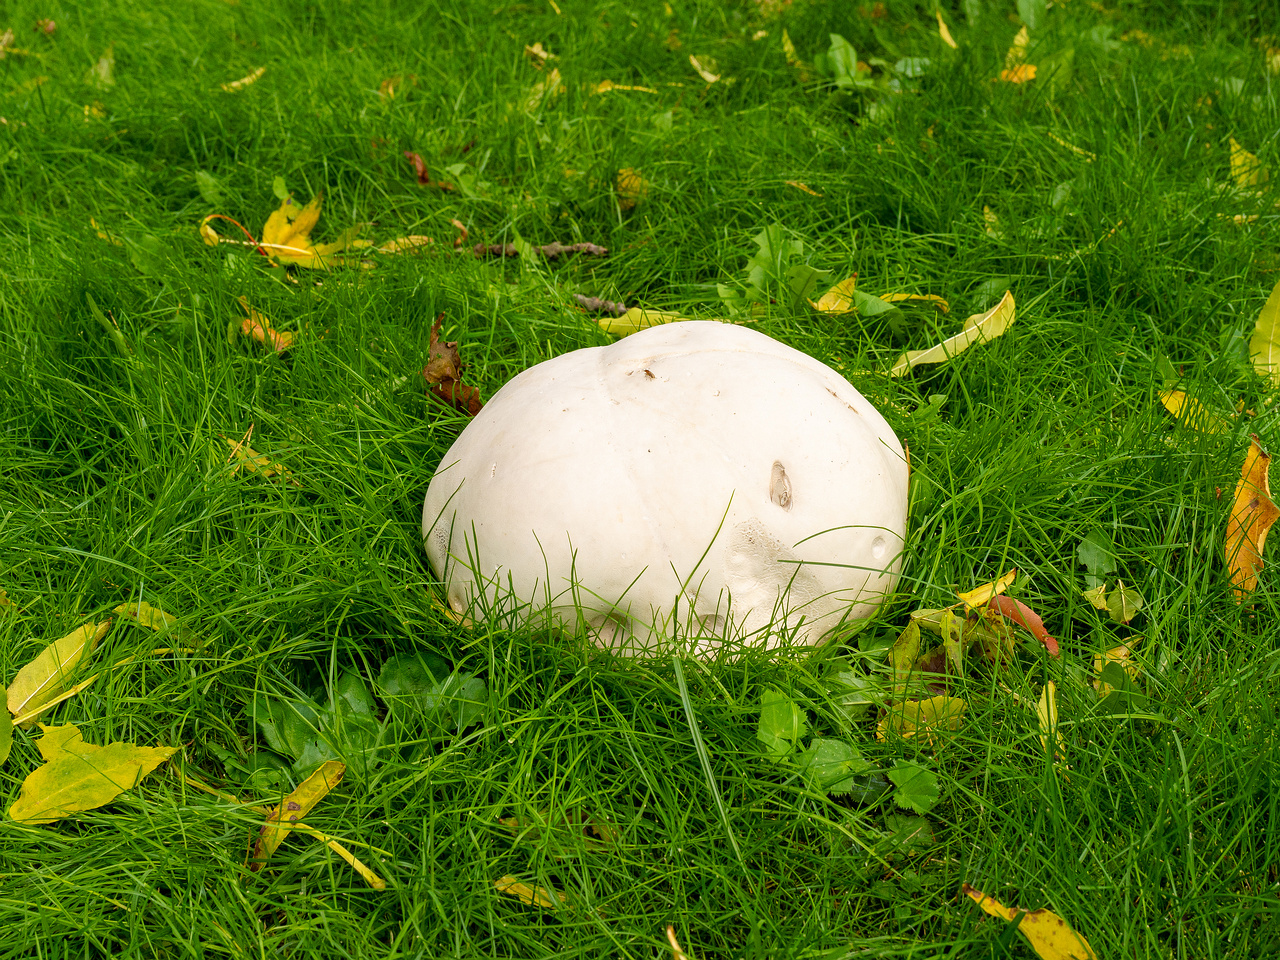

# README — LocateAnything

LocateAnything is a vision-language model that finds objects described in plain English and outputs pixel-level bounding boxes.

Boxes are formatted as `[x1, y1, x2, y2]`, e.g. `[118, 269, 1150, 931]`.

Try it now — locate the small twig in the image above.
[573, 294, 627, 316]
[473, 241, 608, 260]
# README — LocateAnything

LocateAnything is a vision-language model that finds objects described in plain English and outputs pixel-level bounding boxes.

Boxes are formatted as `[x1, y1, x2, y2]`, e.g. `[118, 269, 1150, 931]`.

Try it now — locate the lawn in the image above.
[2, 0, 1279, 957]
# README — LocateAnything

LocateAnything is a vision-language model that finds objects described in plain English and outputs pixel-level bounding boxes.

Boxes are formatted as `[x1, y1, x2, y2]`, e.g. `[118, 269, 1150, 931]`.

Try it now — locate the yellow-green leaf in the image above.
[113, 601, 182, 633]
[1230, 137, 1269, 190]
[1093, 640, 1139, 698]
[1249, 279, 1280, 388]
[877, 696, 967, 742]
[252, 760, 346, 867]
[963, 884, 1098, 960]
[1037, 681, 1064, 757]
[0, 692, 10, 767]
[956, 568, 1016, 609]
[7, 621, 110, 727]
[811, 276, 858, 313]
[879, 292, 950, 313]
[936, 11, 958, 49]
[1105, 580, 1143, 623]
[1081, 585, 1109, 611]
[495, 875, 568, 911]
[8, 724, 178, 824]
[259, 194, 369, 269]
[889, 290, 1015, 377]
[1158, 390, 1229, 433]
[596, 307, 689, 336]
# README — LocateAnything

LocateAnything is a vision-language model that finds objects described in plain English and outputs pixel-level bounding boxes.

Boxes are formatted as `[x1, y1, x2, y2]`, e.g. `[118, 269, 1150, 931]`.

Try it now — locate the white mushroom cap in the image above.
[423, 320, 908, 655]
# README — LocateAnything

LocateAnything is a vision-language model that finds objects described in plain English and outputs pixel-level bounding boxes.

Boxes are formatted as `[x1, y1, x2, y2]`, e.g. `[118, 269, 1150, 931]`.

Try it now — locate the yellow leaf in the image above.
[376, 235, 435, 254]
[524, 42, 555, 66]
[596, 307, 689, 337]
[1230, 137, 1269, 189]
[983, 205, 1003, 238]
[963, 885, 1099, 960]
[880, 292, 950, 313]
[1158, 390, 1230, 434]
[1037, 681, 1065, 756]
[288, 822, 387, 889]
[8, 724, 178, 825]
[113, 601, 185, 636]
[812, 276, 858, 313]
[889, 290, 1015, 377]
[1226, 435, 1280, 599]
[667, 926, 693, 960]
[83, 102, 106, 120]
[617, 168, 649, 210]
[90, 217, 122, 246]
[689, 55, 720, 84]
[252, 760, 346, 868]
[7, 622, 110, 728]
[1005, 26, 1029, 68]
[999, 64, 1037, 83]
[199, 216, 221, 247]
[592, 80, 657, 94]
[957, 568, 1017, 609]
[1081, 585, 1109, 611]
[523, 66, 563, 111]
[378, 73, 417, 98]
[1047, 131, 1096, 162]
[0, 698, 9, 767]
[782, 29, 799, 65]
[223, 432, 300, 486]
[785, 180, 822, 197]
[1093, 640, 1139, 697]
[220, 66, 265, 92]
[936, 11, 958, 49]
[877, 696, 966, 742]
[495, 875, 567, 911]
[1249, 278, 1280, 387]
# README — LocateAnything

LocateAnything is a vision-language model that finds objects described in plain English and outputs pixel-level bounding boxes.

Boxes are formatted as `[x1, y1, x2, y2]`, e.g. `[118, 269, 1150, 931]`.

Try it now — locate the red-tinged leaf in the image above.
[1226, 435, 1280, 598]
[987, 595, 1059, 657]
[423, 315, 484, 417]
[404, 151, 430, 185]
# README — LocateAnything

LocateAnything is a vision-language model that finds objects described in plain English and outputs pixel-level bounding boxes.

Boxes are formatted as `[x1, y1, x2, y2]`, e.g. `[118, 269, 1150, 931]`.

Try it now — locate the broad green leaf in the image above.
[251, 760, 345, 867]
[825, 669, 879, 721]
[852, 289, 903, 321]
[796, 737, 874, 794]
[756, 688, 808, 759]
[963, 884, 1099, 959]
[1016, 0, 1046, 30]
[195, 171, 222, 205]
[746, 225, 804, 292]
[884, 813, 934, 850]
[7, 621, 110, 727]
[1093, 640, 1139, 698]
[377, 651, 488, 733]
[973, 276, 1010, 309]
[827, 34, 862, 90]
[1249, 279, 1280, 388]
[1105, 581, 1144, 624]
[889, 290, 1015, 377]
[271, 176, 289, 201]
[1076, 529, 1117, 590]
[887, 759, 940, 814]
[8, 724, 178, 824]
[786, 264, 831, 306]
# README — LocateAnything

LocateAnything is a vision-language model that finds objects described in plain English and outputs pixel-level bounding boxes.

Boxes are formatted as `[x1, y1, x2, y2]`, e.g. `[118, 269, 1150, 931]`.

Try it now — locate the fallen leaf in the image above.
[983, 205, 1003, 238]
[957, 569, 1016, 609]
[223, 429, 300, 486]
[591, 80, 657, 94]
[1005, 25, 1030, 68]
[877, 695, 967, 742]
[595, 307, 689, 336]
[523, 66, 563, 112]
[524, 42, 555, 66]
[376, 235, 435, 254]
[0, 698, 9, 766]
[113, 601, 184, 634]
[474, 241, 607, 260]
[1230, 137, 1269, 190]
[86, 46, 115, 89]
[424, 315, 484, 416]
[667, 926, 692, 960]
[689, 55, 720, 84]
[988, 595, 1059, 657]
[1158, 390, 1230, 434]
[963, 885, 1098, 960]
[8, 724, 177, 824]
[83, 102, 105, 120]
[7, 622, 110, 728]
[890, 290, 1015, 376]
[499, 808, 618, 848]
[617, 168, 649, 210]
[1037, 681, 1065, 757]
[220, 67, 266, 93]
[785, 180, 822, 197]
[1248, 278, 1280, 388]
[1226, 435, 1280, 599]
[937, 11, 958, 49]
[403, 151, 453, 190]
[260, 193, 369, 269]
[35, 19, 56, 36]
[879, 292, 950, 313]
[999, 64, 1037, 83]
[252, 760, 345, 867]
[1094, 640, 1139, 697]
[90, 217, 122, 246]
[495, 875, 567, 911]
[812, 276, 858, 313]
[378, 74, 417, 98]
[1105, 580, 1144, 623]
[1081, 585, 1109, 611]
[238, 297, 294, 354]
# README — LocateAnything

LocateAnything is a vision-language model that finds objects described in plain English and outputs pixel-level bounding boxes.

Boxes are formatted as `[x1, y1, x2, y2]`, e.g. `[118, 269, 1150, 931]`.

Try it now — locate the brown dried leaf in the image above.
[1226, 435, 1280, 598]
[424, 315, 484, 417]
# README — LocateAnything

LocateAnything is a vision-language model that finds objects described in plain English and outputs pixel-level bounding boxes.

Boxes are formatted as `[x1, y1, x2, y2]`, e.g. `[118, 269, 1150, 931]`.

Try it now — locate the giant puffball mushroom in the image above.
[422, 320, 908, 655]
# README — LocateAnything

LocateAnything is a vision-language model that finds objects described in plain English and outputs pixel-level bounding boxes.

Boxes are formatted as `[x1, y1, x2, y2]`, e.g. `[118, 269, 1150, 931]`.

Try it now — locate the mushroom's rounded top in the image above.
[423, 320, 908, 655]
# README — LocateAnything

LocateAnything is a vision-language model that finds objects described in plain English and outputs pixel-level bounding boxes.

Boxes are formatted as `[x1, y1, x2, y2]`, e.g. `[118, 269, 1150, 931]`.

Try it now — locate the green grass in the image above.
[3, 0, 1280, 956]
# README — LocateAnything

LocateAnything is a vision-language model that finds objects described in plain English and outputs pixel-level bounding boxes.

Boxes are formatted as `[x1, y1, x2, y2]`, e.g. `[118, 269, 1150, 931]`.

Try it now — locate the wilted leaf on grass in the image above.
[523, 67, 563, 112]
[1226, 435, 1280, 599]
[936, 11, 958, 49]
[616, 168, 649, 210]
[963, 885, 1099, 960]
[987, 595, 1059, 657]
[1230, 137, 1269, 190]
[423, 315, 485, 417]
[238, 297, 294, 353]
[786, 180, 822, 197]
[999, 64, 1037, 83]
[495, 875, 567, 911]
[757, 688, 807, 759]
[957, 568, 1016, 609]
[592, 80, 657, 94]
[880, 292, 949, 313]
[223, 428, 301, 487]
[378, 73, 417, 98]
[7, 621, 110, 728]
[1094, 641, 1139, 698]
[113, 600, 186, 636]
[251, 760, 345, 867]
[0, 697, 9, 766]
[1248, 278, 1280, 388]
[887, 759, 940, 813]
[8, 724, 177, 824]
[259, 193, 370, 269]
[1159, 390, 1230, 434]
[811, 275, 857, 313]
[594, 307, 689, 337]
[877, 696, 966, 742]
[667, 927, 692, 960]
[404, 151, 454, 190]
[1005, 25, 1030, 68]
[220, 67, 265, 92]
[376, 235, 435, 255]
[689, 55, 720, 83]
[890, 290, 1015, 376]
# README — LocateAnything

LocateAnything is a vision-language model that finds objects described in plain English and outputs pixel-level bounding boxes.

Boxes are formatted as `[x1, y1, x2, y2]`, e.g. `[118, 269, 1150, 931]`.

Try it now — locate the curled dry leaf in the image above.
[963, 885, 1098, 960]
[1226, 435, 1280, 599]
[239, 297, 293, 354]
[689, 55, 720, 83]
[220, 67, 265, 92]
[376, 235, 434, 255]
[7, 621, 110, 728]
[524, 42, 555, 67]
[424, 315, 484, 417]
[890, 290, 1015, 377]
[574, 294, 628, 317]
[113, 601, 184, 634]
[998, 64, 1037, 83]
[987, 595, 1059, 657]
[880, 292, 950, 313]
[404, 151, 454, 190]
[451, 219, 468, 248]
[473, 240, 607, 260]
[786, 180, 822, 197]
[667, 926, 692, 960]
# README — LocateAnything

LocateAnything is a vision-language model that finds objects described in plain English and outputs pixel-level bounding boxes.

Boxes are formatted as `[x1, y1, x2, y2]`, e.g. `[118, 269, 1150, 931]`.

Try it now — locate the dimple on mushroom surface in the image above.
[423, 320, 908, 655]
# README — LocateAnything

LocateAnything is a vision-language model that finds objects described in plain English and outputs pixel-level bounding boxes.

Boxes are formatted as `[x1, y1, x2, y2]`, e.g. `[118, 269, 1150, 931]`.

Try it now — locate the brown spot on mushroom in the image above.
[644, 369, 655, 379]
[826, 387, 859, 414]
[769, 461, 793, 511]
